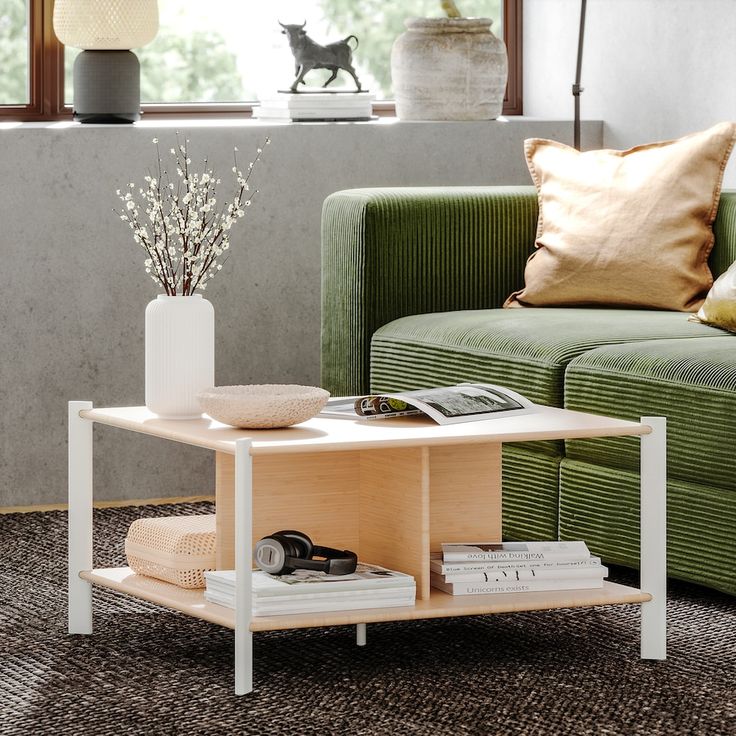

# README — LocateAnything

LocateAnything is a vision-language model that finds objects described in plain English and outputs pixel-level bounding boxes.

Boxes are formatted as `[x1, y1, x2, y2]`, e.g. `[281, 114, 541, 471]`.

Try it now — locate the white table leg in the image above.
[234, 439, 254, 695]
[68, 401, 94, 635]
[356, 623, 367, 647]
[640, 416, 667, 660]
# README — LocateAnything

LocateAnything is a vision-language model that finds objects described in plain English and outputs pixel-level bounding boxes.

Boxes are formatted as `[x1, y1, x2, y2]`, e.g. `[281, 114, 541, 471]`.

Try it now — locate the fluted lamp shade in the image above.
[53, 0, 159, 124]
[53, 0, 159, 49]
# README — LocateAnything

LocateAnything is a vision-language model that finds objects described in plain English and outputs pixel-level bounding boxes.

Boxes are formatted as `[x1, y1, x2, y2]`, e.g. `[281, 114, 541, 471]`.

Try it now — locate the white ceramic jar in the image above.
[145, 295, 214, 419]
[391, 17, 508, 121]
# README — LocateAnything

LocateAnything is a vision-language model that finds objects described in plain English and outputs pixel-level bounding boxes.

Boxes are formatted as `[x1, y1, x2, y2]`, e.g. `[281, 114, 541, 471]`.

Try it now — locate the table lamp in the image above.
[53, 0, 159, 124]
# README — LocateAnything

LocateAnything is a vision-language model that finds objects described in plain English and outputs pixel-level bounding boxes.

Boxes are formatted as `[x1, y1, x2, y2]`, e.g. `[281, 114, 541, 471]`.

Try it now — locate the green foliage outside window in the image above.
[4, 0, 503, 108]
[139, 31, 243, 102]
[319, 0, 501, 97]
[66, 30, 243, 104]
[0, 0, 28, 104]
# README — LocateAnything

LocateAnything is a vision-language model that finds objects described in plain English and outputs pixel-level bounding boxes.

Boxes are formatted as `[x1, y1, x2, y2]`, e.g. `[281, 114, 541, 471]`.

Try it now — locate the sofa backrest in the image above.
[711, 191, 736, 277]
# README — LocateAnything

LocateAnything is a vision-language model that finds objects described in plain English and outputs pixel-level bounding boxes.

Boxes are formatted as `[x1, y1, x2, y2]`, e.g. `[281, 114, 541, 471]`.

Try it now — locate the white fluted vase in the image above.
[145, 295, 214, 419]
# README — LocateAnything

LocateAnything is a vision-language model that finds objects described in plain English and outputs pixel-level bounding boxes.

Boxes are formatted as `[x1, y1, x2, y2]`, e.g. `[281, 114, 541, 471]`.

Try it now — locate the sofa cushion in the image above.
[560, 458, 736, 595]
[565, 336, 736, 491]
[506, 123, 736, 311]
[502, 446, 561, 541]
[370, 308, 725, 406]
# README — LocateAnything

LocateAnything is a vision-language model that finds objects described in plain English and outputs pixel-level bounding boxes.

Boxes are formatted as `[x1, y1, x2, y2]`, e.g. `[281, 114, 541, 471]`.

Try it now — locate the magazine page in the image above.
[320, 384, 536, 425]
[258, 562, 413, 589]
[320, 396, 422, 420]
[359, 383, 535, 425]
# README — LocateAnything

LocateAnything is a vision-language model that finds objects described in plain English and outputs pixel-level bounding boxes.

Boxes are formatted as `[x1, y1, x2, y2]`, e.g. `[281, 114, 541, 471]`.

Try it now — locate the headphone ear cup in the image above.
[254, 534, 298, 574]
[274, 530, 314, 560]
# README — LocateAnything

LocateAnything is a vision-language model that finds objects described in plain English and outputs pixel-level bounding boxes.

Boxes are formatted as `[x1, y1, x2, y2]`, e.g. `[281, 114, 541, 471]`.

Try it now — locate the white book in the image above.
[205, 590, 415, 615]
[441, 566, 608, 584]
[253, 586, 415, 606]
[254, 93, 374, 121]
[441, 541, 590, 563]
[205, 563, 414, 597]
[254, 593, 415, 615]
[253, 599, 415, 616]
[253, 107, 301, 120]
[206, 584, 416, 605]
[430, 556, 603, 575]
[430, 572, 604, 596]
[255, 108, 371, 121]
[257, 92, 374, 109]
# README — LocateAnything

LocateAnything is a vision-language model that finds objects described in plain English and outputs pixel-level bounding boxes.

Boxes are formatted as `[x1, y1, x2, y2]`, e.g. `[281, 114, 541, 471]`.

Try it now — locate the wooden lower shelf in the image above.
[80, 567, 652, 633]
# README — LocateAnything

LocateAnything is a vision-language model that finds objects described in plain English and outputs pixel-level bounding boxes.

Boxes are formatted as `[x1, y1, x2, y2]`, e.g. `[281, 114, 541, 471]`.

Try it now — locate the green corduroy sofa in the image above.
[320, 186, 736, 596]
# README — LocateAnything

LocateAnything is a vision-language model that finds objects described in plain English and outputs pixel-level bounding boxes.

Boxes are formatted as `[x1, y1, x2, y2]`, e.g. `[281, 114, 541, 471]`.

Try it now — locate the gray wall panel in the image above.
[0, 119, 602, 506]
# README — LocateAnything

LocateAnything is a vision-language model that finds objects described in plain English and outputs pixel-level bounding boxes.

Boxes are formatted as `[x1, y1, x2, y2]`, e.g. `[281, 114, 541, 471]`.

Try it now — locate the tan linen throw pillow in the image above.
[505, 122, 736, 311]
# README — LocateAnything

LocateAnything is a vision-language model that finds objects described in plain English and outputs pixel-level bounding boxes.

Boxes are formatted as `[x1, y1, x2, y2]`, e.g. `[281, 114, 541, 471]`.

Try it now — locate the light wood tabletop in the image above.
[79, 405, 650, 456]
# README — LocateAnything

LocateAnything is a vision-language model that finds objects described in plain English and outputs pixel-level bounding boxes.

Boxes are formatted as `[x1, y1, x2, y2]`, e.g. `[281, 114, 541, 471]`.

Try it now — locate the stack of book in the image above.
[205, 562, 415, 616]
[430, 541, 607, 596]
[253, 92, 375, 121]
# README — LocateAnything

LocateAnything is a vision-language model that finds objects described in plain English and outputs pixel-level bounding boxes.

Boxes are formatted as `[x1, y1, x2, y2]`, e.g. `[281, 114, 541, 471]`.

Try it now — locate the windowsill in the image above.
[0, 116, 602, 131]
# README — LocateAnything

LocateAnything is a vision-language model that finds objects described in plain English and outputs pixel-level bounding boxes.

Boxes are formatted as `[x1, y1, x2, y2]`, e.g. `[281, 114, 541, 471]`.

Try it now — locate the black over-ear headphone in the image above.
[253, 530, 358, 576]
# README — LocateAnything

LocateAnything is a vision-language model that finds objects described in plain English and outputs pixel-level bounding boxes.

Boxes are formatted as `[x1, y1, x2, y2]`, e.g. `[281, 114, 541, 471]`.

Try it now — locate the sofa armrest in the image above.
[711, 191, 736, 277]
[321, 186, 538, 395]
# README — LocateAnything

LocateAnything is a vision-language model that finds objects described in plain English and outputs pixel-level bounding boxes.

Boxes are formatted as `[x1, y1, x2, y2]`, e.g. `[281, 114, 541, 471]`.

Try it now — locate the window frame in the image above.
[0, 0, 64, 119]
[0, 0, 522, 121]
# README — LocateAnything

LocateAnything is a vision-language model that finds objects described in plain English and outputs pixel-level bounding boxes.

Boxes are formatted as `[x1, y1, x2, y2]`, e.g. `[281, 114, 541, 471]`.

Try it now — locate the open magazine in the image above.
[320, 383, 536, 425]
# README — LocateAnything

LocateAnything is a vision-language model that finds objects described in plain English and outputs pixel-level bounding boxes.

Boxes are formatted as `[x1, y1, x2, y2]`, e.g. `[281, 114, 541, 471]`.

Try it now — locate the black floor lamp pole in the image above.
[573, 0, 588, 150]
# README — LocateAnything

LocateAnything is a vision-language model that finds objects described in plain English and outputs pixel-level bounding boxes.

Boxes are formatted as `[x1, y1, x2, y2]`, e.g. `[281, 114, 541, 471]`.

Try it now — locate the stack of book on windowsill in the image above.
[253, 92, 375, 121]
[430, 541, 607, 596]
[204, 562, 415, 616]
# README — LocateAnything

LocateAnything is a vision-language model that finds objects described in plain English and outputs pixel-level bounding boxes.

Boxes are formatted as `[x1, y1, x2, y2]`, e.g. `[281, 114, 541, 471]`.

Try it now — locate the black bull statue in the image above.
[279, 22, 362, 92]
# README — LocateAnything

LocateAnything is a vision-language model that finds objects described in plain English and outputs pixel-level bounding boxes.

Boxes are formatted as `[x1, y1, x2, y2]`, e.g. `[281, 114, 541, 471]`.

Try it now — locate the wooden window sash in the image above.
[0, 0, 65, 120]
[503, 0, 524, 115]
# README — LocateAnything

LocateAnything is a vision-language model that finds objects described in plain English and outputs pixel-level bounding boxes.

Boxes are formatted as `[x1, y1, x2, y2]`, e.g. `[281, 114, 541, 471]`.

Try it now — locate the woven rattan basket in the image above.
[125, 515, 216, 589]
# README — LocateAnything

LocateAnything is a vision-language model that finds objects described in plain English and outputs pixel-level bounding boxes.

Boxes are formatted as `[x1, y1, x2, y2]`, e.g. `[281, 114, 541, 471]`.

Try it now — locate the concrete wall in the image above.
[524, 0, 736, 187]
[0, 118, 602, 506]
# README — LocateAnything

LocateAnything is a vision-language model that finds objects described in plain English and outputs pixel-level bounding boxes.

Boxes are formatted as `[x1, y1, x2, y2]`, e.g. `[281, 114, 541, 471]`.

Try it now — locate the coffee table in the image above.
[68, 402, 666, 695]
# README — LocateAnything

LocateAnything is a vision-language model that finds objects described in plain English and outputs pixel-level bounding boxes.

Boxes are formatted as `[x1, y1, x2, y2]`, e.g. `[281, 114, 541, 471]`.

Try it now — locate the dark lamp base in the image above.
[73, 50, 141, 125]
[73, 111, 141, 124]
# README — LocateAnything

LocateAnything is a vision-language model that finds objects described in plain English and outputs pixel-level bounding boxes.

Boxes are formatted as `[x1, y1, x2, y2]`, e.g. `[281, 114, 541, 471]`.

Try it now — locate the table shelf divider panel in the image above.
[358, 446, 431, 599]
[429, 443, 502, 552]
[216, 452, 235, 570]
[215, 450, 362, 571]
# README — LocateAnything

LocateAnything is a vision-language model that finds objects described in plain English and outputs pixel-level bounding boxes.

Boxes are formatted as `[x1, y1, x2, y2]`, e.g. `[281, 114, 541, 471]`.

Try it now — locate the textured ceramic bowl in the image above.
[197, 384, 330, 429]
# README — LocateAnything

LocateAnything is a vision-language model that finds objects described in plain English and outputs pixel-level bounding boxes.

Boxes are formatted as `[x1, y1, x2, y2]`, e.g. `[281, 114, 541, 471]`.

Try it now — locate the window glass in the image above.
[0, 0, 29, 105]
[317, 0, 502, 99]
[66, 0, 502, 104]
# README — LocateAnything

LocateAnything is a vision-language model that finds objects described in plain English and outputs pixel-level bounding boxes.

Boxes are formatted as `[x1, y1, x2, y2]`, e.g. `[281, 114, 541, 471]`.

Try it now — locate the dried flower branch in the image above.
[441, 0, 463, 18]
[114, 135, 270, 296]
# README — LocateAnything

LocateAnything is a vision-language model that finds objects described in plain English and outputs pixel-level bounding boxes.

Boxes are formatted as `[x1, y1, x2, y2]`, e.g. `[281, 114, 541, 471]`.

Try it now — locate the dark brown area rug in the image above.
[1, 502, 734, 736]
